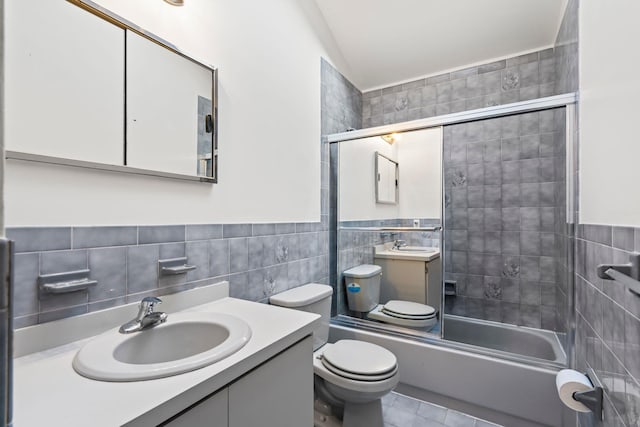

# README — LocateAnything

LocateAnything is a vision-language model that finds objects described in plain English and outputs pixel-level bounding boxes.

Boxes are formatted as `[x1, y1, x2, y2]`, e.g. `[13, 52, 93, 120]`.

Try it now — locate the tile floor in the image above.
[382, 392, 503, 427]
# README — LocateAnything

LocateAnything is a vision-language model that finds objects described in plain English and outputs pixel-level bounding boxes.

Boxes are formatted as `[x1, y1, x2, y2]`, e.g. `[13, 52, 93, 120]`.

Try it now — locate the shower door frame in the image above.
[329, 92, 578, 370]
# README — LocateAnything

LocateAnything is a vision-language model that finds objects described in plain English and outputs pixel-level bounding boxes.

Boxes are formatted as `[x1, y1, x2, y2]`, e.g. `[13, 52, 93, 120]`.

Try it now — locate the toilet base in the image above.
[342, 399, 384, 427]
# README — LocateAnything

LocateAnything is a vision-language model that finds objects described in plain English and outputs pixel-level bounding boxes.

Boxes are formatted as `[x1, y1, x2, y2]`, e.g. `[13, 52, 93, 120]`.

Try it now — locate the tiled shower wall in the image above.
[337, 219, 440, 314]
[442, 108, 567, 330]
[8, 223, 329, 328]
[362, 48, 557, 128]
[554, 0, 579, 95]
[575, 225, 640, 427]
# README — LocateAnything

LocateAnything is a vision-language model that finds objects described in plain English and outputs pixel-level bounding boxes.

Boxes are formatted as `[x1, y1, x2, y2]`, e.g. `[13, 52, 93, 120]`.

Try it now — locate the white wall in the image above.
[339, 135, 398, 221]
[4, 0, 352, 226]
[397, 127, 442, 220]
[579, 0, 640, 226]
[339, 128, 442, 221]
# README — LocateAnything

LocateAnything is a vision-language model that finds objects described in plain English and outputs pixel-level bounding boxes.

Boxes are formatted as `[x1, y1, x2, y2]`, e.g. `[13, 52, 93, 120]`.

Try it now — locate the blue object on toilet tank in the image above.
[347, 283, 361, 293]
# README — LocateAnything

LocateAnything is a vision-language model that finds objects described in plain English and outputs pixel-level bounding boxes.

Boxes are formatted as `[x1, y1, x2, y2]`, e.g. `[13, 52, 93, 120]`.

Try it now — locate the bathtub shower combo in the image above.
[328, 94, 577, 427]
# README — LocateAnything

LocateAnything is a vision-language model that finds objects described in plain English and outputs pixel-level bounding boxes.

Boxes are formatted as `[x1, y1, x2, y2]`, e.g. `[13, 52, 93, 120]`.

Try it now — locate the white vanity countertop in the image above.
[374, 244, 441, 262]
[13, 296, 320, 427]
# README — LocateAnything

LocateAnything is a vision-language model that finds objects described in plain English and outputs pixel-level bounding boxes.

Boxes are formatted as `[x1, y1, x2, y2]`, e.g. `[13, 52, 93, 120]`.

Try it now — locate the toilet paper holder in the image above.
[573, 369, 603, 421]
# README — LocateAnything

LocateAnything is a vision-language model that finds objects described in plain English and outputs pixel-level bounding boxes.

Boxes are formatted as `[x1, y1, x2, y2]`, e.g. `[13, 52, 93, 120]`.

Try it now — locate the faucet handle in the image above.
[139, 296, 162, 315]
[141, 296, 162, 305]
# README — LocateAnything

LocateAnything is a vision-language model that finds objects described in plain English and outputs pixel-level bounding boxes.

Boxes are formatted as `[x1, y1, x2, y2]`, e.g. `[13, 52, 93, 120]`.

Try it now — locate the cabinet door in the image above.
[378, 259, 427, 304]
[228, 336, 313, 427]
[164, 388, 228, 427]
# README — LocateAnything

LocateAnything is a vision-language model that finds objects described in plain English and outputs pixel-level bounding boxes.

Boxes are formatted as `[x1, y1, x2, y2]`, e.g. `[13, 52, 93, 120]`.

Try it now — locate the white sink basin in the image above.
[391, 246, 437, 253]
[73, 312, 252, 381]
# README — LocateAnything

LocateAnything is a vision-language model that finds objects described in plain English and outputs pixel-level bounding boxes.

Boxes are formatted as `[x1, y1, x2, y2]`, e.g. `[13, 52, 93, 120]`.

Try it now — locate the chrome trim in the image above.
[6, 151, 216, 183]
[338, 226, 440, 232]
[327, 93, 578, 143]
[68, 0, 216, 70]
[119, 297, 167, 334]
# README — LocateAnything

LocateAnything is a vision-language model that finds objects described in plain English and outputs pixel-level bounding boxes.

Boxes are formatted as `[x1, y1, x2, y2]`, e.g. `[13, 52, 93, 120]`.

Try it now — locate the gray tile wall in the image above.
[321, 58, 363, 315]
[362, 48, 557, 128]
[575, 224, 640, 427]
[321, 58, 362, 135]
[337, 219, 440, 315]
[560, 2, 637, 425]
[442, 109, 567, 331]
[554, 0, 579, 95]
[8, 223, 329, 327]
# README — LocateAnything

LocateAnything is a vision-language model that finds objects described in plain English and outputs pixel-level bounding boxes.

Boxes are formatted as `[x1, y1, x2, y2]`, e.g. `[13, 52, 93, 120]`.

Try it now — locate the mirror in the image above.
[5, 0, 217, 182]
[126, 31, 215, 177]
[375, 152, 398, 204]
[336, 127, 443, 334]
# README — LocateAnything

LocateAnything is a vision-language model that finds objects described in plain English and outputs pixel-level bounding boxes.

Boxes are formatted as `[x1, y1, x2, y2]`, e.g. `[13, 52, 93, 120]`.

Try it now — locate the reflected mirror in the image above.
[336, 127, 443, 336]
[5, 0, 217, 182]
[375, 152, 398, 204]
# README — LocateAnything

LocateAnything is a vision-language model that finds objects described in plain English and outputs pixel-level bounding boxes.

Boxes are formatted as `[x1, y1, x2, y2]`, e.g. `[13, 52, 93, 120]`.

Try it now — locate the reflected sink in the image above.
[73, 312, 251, 381]
[391, 246, 437, 253]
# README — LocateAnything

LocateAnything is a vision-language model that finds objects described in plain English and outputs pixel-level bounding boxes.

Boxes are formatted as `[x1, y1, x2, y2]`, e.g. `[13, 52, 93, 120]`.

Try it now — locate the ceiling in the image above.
[314, 0, 568, 91]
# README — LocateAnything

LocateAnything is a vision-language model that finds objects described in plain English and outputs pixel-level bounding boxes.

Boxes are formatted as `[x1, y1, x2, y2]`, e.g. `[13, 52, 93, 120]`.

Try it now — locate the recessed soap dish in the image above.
[159, 257, 197, 275]
[38, 269, 97, 294]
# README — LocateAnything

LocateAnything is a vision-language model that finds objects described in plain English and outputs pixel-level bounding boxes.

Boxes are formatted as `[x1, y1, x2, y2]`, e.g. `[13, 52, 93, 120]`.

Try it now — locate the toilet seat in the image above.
[381, 300, 436, 319]
[313, 342, 400, 395]
[321, 340, 398, 382]
[367, 303, 437, 329]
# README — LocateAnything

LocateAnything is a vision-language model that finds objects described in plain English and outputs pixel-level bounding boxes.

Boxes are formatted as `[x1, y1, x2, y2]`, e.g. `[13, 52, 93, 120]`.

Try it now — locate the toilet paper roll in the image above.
[556, 369, 593, 413]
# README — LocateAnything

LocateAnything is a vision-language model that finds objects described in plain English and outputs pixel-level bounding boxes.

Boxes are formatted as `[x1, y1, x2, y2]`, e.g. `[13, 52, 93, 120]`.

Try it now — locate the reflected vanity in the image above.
[5, 0, 218, 182]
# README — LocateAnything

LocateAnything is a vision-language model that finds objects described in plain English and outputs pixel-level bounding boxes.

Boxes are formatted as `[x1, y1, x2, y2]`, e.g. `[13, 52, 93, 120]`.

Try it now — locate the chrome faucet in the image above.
[119, 296, 168, 334]
[392, 239, 407, 249]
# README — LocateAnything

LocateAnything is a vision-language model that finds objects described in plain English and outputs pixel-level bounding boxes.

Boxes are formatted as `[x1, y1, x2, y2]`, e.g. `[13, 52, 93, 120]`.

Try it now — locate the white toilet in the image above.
[343, 264, 438, 329]
[270, 283, 399, 427]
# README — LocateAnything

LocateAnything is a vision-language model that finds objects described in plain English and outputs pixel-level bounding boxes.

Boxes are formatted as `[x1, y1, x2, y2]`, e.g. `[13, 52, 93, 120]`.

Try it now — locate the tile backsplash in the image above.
[9, 223, 329, 328]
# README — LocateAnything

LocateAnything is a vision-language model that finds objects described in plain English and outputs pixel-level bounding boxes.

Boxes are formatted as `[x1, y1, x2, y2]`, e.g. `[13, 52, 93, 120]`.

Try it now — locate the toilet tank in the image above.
[343, 264, 382, 313]
[269, 283, 333, 351]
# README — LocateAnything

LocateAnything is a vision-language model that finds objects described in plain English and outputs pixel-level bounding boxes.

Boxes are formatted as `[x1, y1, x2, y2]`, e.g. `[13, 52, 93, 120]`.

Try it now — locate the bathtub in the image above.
[443, 314, 566, 364]
[330, 318, 575, 427]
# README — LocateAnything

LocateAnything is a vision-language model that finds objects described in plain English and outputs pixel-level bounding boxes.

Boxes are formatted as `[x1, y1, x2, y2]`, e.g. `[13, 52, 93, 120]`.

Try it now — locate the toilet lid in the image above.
[321, 340, 397, 379]
[382, 300, 436, 318]
[380, 308, 435, 320]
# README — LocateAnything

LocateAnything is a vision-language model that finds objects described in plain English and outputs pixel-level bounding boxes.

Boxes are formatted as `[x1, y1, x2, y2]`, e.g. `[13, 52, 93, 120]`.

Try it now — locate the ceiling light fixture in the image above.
[381, 133, 400, 144]
[163, 0, 184, 6]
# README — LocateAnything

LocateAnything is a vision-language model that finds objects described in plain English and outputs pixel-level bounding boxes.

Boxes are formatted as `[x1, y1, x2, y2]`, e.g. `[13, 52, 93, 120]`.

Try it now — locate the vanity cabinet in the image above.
[164, 389, 228, 427]
[163, 336, 313, 427]
[375, 257, 442, 308]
